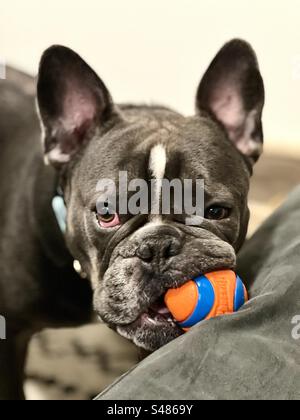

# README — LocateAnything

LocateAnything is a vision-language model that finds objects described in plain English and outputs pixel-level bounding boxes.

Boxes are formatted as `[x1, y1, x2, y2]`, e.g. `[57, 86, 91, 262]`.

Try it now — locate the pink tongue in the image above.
[150, 302, 171, 315]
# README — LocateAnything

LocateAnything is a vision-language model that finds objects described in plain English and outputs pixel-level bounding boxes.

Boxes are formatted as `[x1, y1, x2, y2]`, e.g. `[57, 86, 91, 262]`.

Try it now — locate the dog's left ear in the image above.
[37, 45, 119, 167]
[196, 39, 265, 163]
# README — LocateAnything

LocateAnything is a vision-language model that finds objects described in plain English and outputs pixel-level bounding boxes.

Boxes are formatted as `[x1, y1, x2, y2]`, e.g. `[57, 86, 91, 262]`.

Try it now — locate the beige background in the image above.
[1, 0, 300, 155]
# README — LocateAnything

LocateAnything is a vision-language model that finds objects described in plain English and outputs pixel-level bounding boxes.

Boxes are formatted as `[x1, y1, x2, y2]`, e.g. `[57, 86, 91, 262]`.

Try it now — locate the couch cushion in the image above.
[96, 186, 300, 400]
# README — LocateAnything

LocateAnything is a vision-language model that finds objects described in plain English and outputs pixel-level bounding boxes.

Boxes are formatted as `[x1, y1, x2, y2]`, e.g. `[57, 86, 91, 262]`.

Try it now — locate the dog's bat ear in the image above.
[196, 39, 265, 164]
[37, 46, 119, 167]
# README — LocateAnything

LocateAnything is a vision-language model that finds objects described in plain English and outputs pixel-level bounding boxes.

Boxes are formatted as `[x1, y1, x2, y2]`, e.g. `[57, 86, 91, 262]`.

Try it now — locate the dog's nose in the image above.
[136, 236, 182, 263]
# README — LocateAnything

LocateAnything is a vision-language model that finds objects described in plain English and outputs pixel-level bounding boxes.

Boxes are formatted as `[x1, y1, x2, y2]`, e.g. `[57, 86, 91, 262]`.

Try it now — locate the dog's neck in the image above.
[31, 162, 74, 269]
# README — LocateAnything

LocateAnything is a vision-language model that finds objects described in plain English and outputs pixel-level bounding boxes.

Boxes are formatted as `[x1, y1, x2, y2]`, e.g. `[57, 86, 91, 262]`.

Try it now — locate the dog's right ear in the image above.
[37, 46, 119, 167]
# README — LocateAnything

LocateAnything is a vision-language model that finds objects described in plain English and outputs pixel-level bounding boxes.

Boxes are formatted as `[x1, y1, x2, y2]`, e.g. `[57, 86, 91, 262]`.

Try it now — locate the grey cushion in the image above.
[96, 186, 300, 400]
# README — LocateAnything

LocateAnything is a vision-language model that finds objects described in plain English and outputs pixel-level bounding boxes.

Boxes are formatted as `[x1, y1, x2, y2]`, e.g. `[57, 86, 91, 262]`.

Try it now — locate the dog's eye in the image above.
[96, 204, 120, 228]
[205, 206, 230, 221]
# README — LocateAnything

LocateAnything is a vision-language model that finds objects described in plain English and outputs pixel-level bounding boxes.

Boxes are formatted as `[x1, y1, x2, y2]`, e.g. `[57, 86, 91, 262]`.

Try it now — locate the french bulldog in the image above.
[0, 69, 93, 400]
[0, 39, 264, 399]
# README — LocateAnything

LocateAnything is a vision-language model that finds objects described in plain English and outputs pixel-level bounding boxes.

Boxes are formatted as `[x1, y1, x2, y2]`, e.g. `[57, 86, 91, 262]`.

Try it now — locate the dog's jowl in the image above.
[0, 39, 264, 399]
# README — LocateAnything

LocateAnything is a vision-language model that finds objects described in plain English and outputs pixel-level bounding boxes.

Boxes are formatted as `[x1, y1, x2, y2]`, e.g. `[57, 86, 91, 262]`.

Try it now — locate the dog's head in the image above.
[37, 39, 264, 351]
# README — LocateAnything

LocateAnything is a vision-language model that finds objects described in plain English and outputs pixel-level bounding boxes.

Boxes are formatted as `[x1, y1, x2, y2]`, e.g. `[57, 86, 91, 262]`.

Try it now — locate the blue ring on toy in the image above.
[234, 275, 246, 311]
[179, 275, 215, 328]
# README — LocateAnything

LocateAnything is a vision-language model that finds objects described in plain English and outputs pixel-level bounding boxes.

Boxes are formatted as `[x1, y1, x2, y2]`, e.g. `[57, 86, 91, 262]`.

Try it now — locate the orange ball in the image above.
[165, 270, 248, 331]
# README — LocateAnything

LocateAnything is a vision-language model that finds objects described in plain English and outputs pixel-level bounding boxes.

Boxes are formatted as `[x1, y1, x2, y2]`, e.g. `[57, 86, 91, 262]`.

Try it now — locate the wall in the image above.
[1, 0, 300, 155]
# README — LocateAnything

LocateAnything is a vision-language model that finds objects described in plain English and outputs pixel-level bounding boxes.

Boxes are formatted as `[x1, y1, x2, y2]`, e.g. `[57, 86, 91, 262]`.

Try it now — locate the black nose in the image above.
[136, 235, 182, 263]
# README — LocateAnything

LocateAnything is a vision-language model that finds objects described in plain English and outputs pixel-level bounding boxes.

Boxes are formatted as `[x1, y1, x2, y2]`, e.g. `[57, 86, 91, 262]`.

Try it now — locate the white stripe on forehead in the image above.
[149, 144, 167, 179]
[149, 144, 167, 221]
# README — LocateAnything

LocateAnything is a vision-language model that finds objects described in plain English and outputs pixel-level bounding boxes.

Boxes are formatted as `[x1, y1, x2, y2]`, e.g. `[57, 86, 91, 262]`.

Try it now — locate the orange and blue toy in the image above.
[165, 270, 248, 331]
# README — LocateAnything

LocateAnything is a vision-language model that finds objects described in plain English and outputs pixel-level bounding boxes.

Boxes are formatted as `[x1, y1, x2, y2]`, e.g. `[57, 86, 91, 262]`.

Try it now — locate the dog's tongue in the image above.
[150, 300, 171, 315]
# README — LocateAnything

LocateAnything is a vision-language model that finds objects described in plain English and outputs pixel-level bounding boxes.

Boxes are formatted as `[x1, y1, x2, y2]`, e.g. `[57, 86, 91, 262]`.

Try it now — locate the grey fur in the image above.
[0, 39, 264, 398]
[36, 40, 264, 353]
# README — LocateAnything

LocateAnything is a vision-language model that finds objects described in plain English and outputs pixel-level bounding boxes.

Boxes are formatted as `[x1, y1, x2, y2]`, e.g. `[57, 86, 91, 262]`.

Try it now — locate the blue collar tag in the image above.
[52, 195, 87, 278]
[52, 196, 67, 234]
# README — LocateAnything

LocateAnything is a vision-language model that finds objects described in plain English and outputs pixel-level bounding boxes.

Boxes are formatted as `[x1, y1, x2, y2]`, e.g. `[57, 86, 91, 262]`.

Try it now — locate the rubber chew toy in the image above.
[165, 270, 248, 331]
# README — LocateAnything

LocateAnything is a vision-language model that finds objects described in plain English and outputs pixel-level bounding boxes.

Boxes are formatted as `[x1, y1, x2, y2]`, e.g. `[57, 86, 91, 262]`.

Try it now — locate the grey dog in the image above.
[0, 39, 264, 399]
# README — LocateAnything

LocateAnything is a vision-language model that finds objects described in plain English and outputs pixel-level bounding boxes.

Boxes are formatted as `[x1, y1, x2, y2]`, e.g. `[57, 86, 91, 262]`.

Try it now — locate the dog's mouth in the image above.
[138, 296, 178, 328]
[120, 294, 178, 329]
[115, 295, 183, 351]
